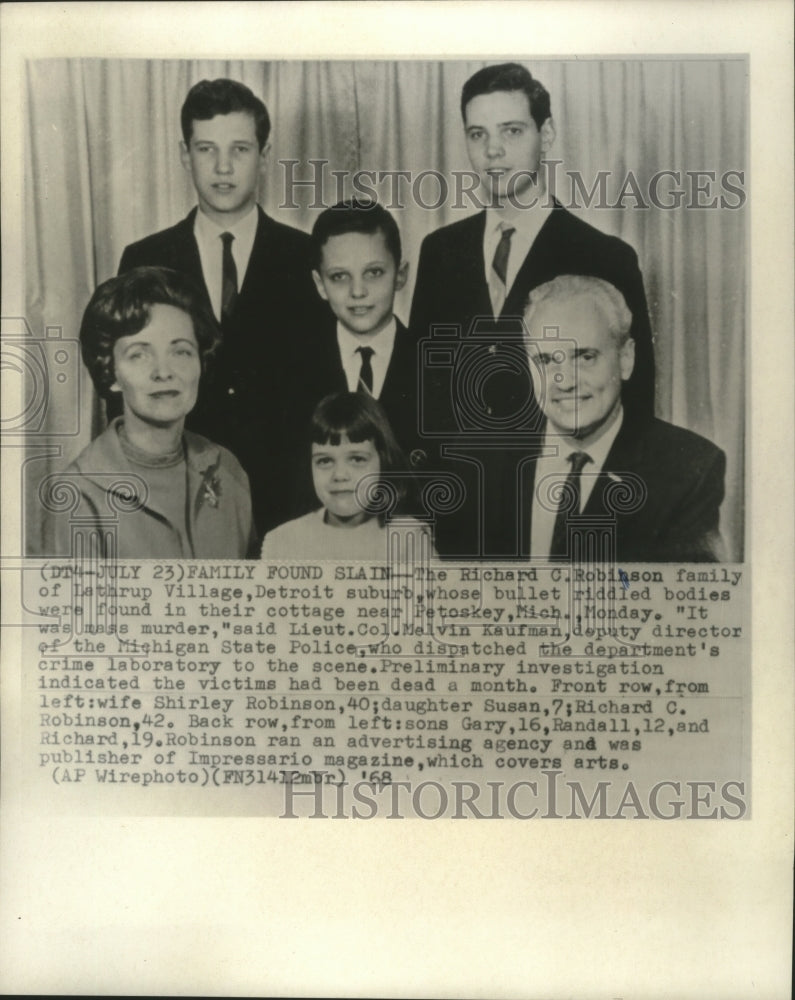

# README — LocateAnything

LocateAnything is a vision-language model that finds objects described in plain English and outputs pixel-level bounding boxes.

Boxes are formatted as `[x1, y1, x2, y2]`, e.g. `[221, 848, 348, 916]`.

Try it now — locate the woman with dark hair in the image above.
[55, 266, 255, 558]
[261, 391, 435, 560]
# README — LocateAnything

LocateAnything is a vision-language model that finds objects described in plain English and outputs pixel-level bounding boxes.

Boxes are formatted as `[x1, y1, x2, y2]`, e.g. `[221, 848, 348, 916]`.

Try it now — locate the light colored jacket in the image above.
[52, 419, 255, 559]
[261, 507, 437, 561]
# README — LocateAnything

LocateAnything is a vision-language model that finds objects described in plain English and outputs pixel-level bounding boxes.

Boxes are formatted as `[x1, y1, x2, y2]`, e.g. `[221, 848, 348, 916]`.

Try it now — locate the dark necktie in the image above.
[492, 223, 516, 286]
[549, 450, 592, 558]
[220, 231, 238, 323]
[356, 346, 374, 395]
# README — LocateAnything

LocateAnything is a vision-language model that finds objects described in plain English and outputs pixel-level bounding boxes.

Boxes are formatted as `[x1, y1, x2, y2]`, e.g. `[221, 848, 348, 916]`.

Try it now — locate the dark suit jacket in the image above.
[285, 316, 425, 515]
[409, 203, 656, 556]
[118, 206, 325, 534]
[293, 318, 420, 452]
[409, 202, 655, 426]
[490, 417, 724, 562]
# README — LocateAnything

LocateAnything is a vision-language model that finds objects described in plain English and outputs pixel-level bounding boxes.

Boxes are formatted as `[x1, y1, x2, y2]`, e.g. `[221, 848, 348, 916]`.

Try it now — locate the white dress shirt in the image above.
[336, 318, 397, 399]
[193, 205, 259, 321]
[483, 203, 553, 316]
[530, 409, 625, 558]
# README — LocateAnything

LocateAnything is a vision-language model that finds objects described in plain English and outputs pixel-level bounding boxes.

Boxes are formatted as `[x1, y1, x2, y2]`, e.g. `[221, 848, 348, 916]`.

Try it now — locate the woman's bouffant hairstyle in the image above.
[309, 391, 410, 516]
[79, 267, 221, 400]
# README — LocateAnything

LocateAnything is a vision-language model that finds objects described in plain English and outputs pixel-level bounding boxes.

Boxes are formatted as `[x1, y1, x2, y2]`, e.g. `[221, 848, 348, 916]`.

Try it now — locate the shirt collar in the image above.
[544, 406, 625, 471]
[194, 203, 258, 242]
[336, 317, 397, 358]
[485, 200, 553, 242]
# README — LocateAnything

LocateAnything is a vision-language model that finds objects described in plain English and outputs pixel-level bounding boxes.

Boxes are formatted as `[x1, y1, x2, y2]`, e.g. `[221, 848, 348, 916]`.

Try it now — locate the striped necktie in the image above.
[220, 231, 238, 323]
[492, 222, 516, 286]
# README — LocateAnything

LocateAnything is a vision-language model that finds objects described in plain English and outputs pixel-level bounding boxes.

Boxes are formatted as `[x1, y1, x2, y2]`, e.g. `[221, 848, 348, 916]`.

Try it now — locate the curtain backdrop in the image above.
[23, 57, 746, 558]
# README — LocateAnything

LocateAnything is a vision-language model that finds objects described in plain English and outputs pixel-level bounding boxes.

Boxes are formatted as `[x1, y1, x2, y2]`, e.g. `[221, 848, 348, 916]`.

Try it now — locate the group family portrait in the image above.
[20, 56, 746, 563]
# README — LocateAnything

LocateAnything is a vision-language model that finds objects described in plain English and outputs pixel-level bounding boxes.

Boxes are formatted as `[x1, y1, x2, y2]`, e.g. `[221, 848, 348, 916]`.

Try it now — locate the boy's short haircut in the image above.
[461, 62, 551, 129]
[310, 199, 402, 271]
[79, 266, 221, 400]
[181, 78, 271, 150]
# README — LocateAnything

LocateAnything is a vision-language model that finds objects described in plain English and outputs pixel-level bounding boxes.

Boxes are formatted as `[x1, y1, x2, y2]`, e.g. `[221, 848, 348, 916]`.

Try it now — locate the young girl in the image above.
[261, 392, 435, 560]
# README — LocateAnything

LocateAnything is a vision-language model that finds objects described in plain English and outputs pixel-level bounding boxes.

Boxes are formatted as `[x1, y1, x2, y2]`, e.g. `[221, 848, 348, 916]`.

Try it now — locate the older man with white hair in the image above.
[522, 274, 725, 561]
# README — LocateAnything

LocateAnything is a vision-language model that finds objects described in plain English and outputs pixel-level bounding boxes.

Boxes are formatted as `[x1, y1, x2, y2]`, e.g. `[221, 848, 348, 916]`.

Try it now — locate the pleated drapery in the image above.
[23, 57, 746, 558]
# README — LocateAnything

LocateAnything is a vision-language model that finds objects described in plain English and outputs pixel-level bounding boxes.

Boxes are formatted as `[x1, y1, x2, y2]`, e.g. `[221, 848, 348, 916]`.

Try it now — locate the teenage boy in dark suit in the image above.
[119, 78, 323, 536]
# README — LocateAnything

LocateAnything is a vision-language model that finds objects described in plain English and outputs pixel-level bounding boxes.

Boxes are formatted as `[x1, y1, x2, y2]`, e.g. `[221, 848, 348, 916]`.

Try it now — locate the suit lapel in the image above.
[501, 203, 563, 317]
[325, 326, 348, 393]
[175, 206, 267, 314]
[303, 320, 347, 398]
[380, 319, 412, 404]
[582, 419, 642, 518]
[173, 209, 207, 298]
[455, 213, 493, 326]
[235, 206, 270, 310]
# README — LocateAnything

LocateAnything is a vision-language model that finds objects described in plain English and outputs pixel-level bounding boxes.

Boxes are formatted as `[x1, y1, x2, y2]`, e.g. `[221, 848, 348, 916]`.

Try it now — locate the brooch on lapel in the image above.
[200, 471, 222, 509]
